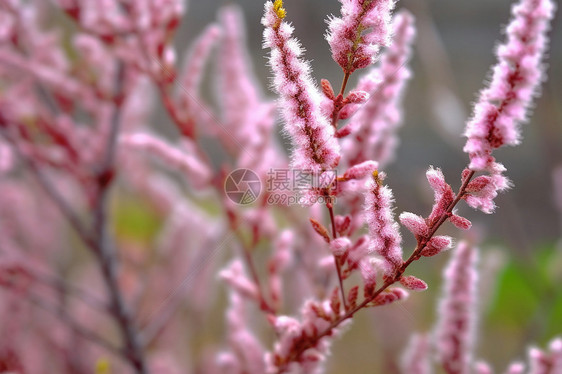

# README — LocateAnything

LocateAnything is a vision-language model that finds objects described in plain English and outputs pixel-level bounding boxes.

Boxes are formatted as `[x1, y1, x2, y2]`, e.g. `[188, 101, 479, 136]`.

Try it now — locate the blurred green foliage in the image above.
[488, 244, 562, 344]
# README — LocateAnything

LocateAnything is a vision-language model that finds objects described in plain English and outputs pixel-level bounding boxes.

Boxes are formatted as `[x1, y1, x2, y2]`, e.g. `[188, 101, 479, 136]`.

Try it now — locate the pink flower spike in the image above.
[179, 23, 221, 97]
[219, 260, 259, 301]
[225, 292, 267, 374]
[435, 241, 479, 374]
[399, 212, 429, 238]
[216, 5, 264, 131]
[119, 133, 211, 189]
[399, 275, 428, 291]
[463, 0, 555, 171]
[326, 0, 396, 74]
[426, 166, 449, 194]
[364, 173, 403, 275]
[464, 162, 511, 214]
[342, 10, 415, 168]
[342, 160, 378, 181]
[262, 1, 340, 173]
[421, 235, 453, 257]
[401, 333, 432, 374]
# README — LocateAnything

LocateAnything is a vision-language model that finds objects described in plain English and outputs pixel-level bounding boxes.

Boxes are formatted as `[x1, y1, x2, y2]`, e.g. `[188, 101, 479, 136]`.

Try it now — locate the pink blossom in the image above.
[463, 0, 555, 171]
[435, 242, 478, 374]
[346, 235, 370, 269]
[175, 24, 221, 142]
[464, 162, 512, 214]
[359, 258, 377, 297]
[268, 230, 294, 309]
[364, 173, 403, 275]
[119, 133, 211, 189]
[330, 237, 352, 256]
[334, 214, 352, 236]
[474, 361, 493, 374]
[326, 0, 396, 74]
[342, 10, 415, 167]
[178, 23, 221, 100]
[399, 212, 429, 238]
[216, 6, 261, 125]
[401, 333, 432, 374]
[267, 307, 351, 374]
[421, 236, 453, 258]
[399, 275, 428, 291]
[0, 140, 13, 173]
[216, 4, 280, 172]
[219, 260, 259, 301]
[372, 287, 409, 306]
[528, 337, 562, 374]
[225, 291, 267, 374]
[426, 167, 455, 225]
[450, 214, 472, 230]
[504, 362, 525, 374]
[342, 160, 378, 181]
[262, 1, 340, 173]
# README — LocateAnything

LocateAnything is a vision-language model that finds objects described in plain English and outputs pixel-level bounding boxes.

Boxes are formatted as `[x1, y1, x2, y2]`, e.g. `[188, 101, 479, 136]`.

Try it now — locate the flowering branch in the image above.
[262, 0, 340, 173]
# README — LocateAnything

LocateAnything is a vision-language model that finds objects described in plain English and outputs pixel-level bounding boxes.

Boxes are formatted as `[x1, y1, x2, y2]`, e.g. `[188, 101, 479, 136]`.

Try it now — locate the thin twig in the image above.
[327, 202, 347, 311]
[91, 62, 148, 374]
[233, 228, 276, 315]
[30, 268, 109, 314]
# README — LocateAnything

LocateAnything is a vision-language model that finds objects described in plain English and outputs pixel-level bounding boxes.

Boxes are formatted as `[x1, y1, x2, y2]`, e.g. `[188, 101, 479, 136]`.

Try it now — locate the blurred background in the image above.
[163, 0, 562, 372]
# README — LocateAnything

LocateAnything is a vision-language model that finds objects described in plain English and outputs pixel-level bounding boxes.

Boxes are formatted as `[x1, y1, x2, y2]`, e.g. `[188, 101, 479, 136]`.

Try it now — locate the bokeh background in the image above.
[159, 0, 562, 372]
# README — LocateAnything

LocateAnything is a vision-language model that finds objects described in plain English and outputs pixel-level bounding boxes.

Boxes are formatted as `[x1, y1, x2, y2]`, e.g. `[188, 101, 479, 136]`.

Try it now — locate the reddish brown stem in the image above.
[276, 169, 477, 373]
[339, 72, 351, 97]
[331, 72, 352, 128]
[327, 203, 348, 311]
[232, 226, 276, 315]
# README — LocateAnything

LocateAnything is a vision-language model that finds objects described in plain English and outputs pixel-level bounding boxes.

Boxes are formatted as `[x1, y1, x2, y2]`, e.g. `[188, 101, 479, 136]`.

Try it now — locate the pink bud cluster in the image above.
[326, 0, 396, 74]
[528, 338, 562, 374]
[463, 0, 555, 171]
[223, 291, 267, 374]
[342, 10, 415, 167]
[397, 167, 462, 258]
[402, 240, 562, 374]
[267, 302, 352, 373]
[364, 172, 403, 275]
[435, 242, 478, 374]
[262, 2, 340, 173]
[401, 333, 432, 374]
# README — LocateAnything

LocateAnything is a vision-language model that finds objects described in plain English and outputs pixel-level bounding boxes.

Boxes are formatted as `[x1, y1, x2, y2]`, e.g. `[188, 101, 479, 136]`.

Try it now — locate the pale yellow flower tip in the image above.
[273, 0, 286, 19]
[95, 358, 111, 374]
